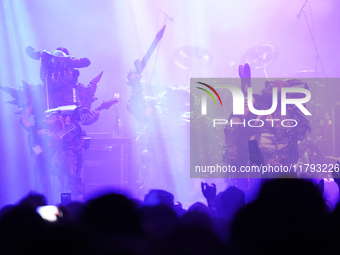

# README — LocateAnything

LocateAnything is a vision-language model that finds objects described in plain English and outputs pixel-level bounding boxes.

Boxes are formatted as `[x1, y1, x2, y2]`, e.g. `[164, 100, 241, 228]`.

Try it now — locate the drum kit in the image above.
[173, 45, 214, 70]
[173, 43, 277, 78]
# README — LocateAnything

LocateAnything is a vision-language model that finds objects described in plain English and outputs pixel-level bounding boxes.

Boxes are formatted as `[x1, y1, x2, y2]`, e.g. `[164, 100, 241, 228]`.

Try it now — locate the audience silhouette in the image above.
[1, 175, 339, 255]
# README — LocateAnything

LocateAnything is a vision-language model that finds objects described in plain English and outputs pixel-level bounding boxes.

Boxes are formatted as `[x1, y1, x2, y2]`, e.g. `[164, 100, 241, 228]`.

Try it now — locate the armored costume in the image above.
[223, 79, 311, 179]
[1, 47, 101, 202]
[126, 71, 191, 200]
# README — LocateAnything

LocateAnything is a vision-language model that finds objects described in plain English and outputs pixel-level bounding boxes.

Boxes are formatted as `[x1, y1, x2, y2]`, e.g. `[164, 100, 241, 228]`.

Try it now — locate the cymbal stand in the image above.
[299, 1, 327, 144]
[148, 10, 170, 95]
[300, 0, 326, 78]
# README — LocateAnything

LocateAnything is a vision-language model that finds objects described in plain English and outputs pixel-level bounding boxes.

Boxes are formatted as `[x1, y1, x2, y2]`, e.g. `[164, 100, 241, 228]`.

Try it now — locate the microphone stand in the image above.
[135, 11, 170, 185]
[298, 0, 327, 148]
[300, 0, 326, 115]
[148, 10, 170, 93]
[299, 0, 326, 78]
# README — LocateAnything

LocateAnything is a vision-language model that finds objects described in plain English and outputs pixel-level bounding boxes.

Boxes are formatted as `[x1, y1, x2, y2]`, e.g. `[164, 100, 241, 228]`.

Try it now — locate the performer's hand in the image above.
[26, 46, 35, 52]
[91, 109, 100, 121]
[82, 109, 100, 125]
[127, 69, 142, 87]
[26, 46, 41, 60]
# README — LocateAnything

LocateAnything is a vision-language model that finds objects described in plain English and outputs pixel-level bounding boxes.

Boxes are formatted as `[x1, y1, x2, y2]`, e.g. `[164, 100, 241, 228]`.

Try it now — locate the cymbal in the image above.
[174, 45, 213, 70]
[325, 156, 340, 161]
[140, 80, 157, 86]
[288, 70, 323, 78]
[241, 43, 277, 69]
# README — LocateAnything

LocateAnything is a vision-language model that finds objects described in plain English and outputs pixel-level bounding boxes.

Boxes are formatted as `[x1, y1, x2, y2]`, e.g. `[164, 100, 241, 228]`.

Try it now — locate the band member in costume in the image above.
[126, 71, 192, 201]
[1, 47, 102, 202]
[223, 64, 311, 197]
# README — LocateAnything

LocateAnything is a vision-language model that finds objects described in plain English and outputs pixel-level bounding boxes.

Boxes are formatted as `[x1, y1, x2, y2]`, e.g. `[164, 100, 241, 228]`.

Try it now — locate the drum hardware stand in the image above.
[298, 0, 326, 79]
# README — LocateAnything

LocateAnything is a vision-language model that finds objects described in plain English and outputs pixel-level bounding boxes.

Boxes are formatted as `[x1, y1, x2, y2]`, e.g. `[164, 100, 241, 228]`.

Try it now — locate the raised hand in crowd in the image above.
[201, 182, 217, 213]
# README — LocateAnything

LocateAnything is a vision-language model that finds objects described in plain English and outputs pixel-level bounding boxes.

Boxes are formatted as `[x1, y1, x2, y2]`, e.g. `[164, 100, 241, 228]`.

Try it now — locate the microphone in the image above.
[159, 9, 174, 22]
[297, 0, 308, 19]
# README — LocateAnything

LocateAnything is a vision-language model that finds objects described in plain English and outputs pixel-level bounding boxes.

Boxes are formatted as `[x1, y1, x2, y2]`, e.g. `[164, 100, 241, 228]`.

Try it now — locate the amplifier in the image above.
[82, 137, 132, 195]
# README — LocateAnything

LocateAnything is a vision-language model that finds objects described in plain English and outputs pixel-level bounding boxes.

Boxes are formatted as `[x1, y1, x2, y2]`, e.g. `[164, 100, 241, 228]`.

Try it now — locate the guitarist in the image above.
[20, 95, 100, 203]
[1, 47, 102, 203]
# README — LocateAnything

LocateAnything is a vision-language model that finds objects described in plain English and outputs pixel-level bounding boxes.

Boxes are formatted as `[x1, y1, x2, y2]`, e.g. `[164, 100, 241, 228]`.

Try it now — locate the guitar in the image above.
[134, 25, 165, 75]
[28, 99, 118, 161]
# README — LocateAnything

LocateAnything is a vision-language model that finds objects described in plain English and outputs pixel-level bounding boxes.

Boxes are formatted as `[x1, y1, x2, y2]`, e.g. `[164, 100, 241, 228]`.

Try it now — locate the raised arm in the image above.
[126, 70, 150, 123]
[201, 182, 217, 215]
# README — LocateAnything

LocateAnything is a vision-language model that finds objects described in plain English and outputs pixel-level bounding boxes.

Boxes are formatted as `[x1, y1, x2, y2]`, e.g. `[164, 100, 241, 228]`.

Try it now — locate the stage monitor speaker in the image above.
[82, 137, 132, 195]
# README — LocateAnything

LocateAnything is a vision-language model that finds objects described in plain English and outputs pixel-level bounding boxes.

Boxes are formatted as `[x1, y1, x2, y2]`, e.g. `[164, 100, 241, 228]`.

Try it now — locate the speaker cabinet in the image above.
[82, 137, 132, 194]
